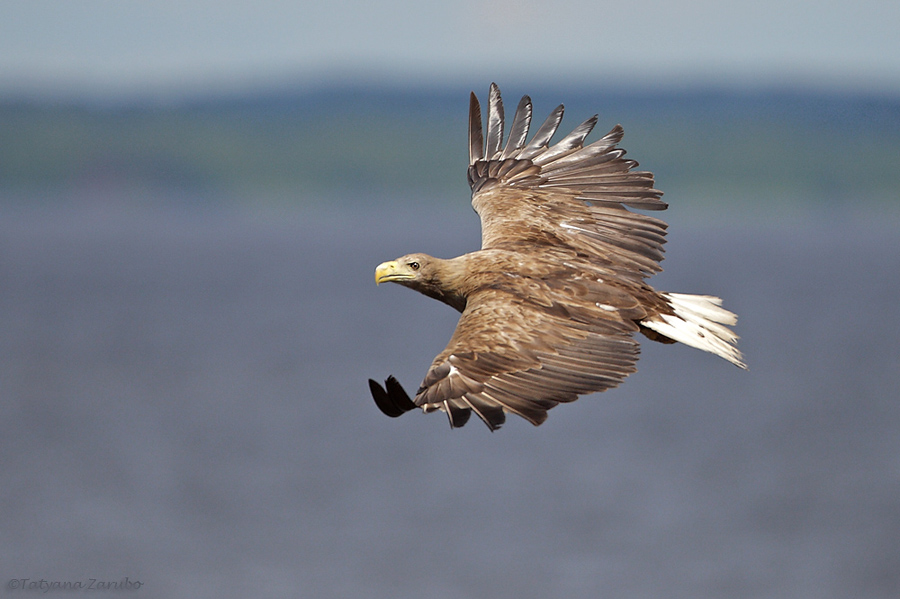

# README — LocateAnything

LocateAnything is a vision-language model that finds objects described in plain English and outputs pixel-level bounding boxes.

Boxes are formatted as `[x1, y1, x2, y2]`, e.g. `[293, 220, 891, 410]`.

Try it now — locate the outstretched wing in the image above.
[411, 285, 644, 430]
[468, 83, 669, 281]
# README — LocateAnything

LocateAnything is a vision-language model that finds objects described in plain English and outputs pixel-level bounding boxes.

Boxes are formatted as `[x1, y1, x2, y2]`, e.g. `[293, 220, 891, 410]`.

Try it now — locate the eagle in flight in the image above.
[369, 84, 745, 431]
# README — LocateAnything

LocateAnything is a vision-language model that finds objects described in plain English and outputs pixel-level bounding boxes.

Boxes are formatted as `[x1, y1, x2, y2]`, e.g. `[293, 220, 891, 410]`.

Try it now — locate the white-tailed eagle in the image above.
[370, 84, 745, 431]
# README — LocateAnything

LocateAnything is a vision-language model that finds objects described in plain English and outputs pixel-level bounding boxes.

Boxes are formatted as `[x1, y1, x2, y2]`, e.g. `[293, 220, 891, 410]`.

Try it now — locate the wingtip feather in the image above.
[486, 83, 505, 159]
[469, 91, 484, 165]
[369, 376, 417, 418]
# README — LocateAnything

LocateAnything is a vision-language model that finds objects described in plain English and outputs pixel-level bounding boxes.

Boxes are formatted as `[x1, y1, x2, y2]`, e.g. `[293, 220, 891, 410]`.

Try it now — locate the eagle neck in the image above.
[422, 256, 471, 313]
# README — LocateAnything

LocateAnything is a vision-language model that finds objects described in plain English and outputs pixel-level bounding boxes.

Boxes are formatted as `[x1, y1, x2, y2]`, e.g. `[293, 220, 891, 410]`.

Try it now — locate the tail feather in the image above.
[641, 292, 747, 369]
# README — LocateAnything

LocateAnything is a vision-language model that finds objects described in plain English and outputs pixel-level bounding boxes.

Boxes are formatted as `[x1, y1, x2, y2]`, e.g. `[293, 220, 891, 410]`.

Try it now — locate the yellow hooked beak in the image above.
[375, 260, 413, 284]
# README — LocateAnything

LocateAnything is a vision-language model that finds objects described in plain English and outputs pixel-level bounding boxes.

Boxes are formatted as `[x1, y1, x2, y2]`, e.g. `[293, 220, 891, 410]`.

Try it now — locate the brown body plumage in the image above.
[370, 84, 745, 431]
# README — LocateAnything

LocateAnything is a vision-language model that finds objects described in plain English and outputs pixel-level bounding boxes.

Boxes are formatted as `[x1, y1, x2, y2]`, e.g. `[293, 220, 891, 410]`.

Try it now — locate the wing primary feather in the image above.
[500, 95, 532, 160]
[468, 92, 484, 165]
[519, 104, 564, 159]
[443, 400, 472, 428]
[479, 389, 552, 426]
[369, 379, 399, 417]
[533, 115, 599, 166]
[369, 376, 416, 418]
[486, 83, 504, 160]
[460, 394, 505, 431]
[443, 401, 453, 428]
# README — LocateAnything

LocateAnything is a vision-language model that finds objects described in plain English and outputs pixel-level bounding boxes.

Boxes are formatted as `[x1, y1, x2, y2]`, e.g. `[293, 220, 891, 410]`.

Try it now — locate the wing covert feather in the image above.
[414, 287, 641, 430]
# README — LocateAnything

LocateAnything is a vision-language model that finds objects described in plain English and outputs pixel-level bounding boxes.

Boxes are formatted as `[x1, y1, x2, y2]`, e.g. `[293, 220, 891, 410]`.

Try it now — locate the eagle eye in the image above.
[408, 261, 420, 270]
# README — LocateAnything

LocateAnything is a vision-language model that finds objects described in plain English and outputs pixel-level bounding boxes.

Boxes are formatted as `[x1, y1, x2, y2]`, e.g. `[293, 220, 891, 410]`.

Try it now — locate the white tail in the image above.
[642, 292, 747, 369]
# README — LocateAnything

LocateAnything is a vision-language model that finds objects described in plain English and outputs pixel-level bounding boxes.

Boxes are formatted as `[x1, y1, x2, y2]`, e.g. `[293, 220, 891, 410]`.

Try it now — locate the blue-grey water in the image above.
[1, 201, 898, 598]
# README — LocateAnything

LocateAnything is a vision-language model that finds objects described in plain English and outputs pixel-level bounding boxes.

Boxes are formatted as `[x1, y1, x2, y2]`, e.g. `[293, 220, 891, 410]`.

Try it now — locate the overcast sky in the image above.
[2, 0, 899, 99]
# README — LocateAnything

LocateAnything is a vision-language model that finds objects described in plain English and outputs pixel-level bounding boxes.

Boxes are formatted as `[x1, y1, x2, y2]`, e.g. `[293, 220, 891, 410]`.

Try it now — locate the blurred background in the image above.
[1, 1, 898, 598]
